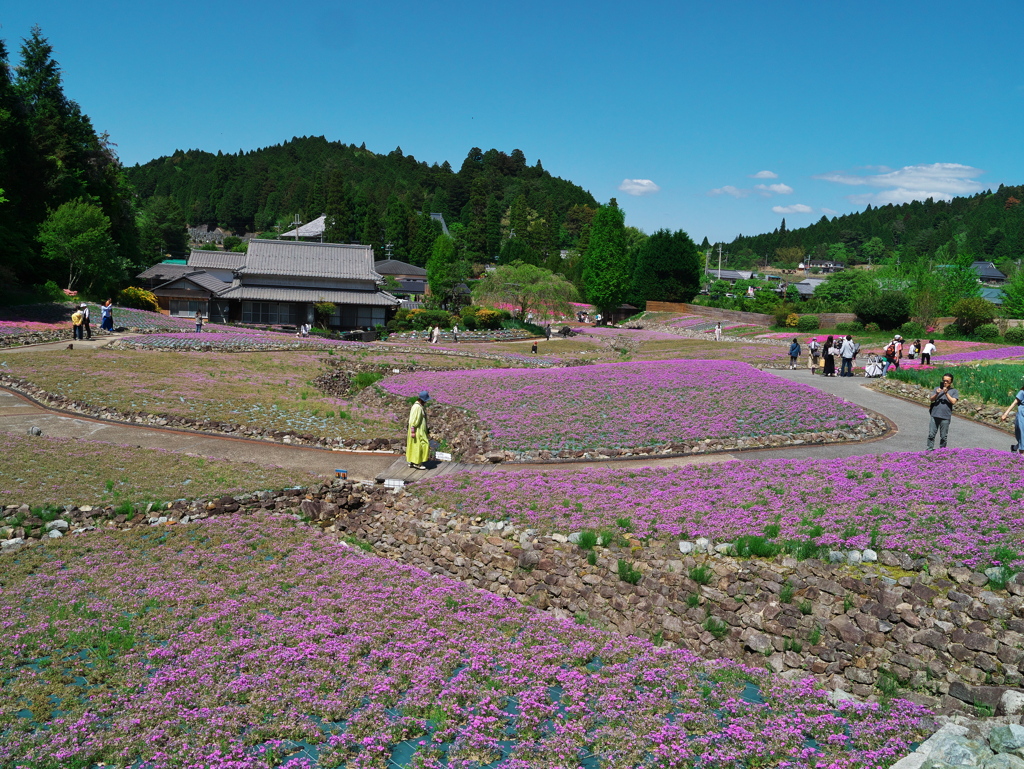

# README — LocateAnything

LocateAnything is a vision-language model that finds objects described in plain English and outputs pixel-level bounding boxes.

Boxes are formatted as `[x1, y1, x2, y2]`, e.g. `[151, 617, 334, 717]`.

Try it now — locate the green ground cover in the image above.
[889, 363, 1024, 404]
[0, 430, 314, 506]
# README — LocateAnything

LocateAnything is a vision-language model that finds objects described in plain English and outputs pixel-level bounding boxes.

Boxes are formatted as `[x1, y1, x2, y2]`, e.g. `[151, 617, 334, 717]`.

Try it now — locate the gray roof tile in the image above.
[217, 285, 399, 306]
[240, 239, 380, 281]
[187, 250, 247, 271]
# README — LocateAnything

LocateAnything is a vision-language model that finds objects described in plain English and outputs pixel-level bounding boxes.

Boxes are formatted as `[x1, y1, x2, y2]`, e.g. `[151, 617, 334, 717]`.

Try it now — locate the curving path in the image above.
[1, 366, 1013, 487]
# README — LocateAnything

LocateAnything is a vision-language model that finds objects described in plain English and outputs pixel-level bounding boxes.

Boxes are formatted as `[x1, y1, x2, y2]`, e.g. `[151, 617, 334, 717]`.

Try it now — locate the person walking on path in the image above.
[921, 339, 935, 366]
[927, 373, 959, 450]
[807, 337, 820, 375]
[100, 299, 114, 332]
[430, 325, 440, 344]
[714, 322, 722, 341]
[788, 338, 801, 369]
[822, 335, 836, 377]
[80, 303, 92, 339]
[71, 306, 85, 341]
[195, 310, 204, 333]
[406, 391, 431, 470]
[545, 323, 551, 340]
[452, 324, 459, 343]
[1000, 376, 1024, 453]
[839, 335, 856, 377]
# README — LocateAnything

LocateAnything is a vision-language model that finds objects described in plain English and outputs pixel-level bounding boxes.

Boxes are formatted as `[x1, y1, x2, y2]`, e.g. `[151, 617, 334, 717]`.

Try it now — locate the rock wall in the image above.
[4, 481, 1023, 715]
[874, 379, 1016, 436]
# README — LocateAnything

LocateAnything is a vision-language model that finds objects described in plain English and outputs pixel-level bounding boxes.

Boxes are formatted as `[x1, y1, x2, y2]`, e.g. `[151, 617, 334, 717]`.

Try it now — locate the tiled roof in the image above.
[972, 262, 1006, 281]
[186, 250, 247, 271]
[136, 262, 191, 282]
[150, 271, 232, 295]
[374, 259, 427, 276]
[217, 285, 400, 306]
[240, 240, 381, 281]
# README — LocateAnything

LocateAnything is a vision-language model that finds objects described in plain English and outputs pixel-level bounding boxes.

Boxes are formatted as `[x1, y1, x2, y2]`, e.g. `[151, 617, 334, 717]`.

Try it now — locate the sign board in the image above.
[383, 478, 405, 489]
[435, 451, 452, 462]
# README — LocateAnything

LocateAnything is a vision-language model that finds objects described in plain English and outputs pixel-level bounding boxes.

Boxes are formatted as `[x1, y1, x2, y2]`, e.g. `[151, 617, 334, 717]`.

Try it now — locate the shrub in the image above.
[475, 309, 503, 329]
[974, 323, 1000, 341]
[617, 559, 643, 585]
[117, 286, 159, 312]
[796, 314, 820, 332]
[689, 564, 713, 585]
[864, 322, 880, 333]
[835, 321, 864, 333]
[784, 312, 800, 328]
[855, 291, 912, 330]
[314, 302, 336, 327]
[460, 305, 480, 330]
[1005, 325, 1024, 344]
[951, 297, 998, 335]
[407, 308, 453, 331]
[35, 280, 67, 302]
[577, 531, 598, 550]
[898, 321, 926, 338]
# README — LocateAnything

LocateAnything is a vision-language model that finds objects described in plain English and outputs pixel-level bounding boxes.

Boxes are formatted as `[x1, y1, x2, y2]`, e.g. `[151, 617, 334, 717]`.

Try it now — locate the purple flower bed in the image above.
[417, 449, 1024, 568]
[0, 512, 928, 768]
[380, 360, 870, 451]
[933, 346, 1024, 363]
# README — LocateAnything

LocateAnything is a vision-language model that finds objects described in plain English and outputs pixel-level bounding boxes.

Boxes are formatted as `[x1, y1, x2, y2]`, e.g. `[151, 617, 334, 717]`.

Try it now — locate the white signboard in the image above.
[435, 451, 452, 462]
[383, 478, 405, 489]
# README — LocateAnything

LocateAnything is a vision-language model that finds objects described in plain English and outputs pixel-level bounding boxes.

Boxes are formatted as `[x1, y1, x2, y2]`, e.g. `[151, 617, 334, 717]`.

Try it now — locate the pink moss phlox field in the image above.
[114, 331, 366, 352]
[0, 513, 929, 768]
[380, 360, 870, 451]
[417, 449, 1024, 568]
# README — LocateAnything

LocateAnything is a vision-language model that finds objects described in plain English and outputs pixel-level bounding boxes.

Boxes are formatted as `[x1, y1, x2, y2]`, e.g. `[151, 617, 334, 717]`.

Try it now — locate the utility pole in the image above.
[717, 243, 723, 280]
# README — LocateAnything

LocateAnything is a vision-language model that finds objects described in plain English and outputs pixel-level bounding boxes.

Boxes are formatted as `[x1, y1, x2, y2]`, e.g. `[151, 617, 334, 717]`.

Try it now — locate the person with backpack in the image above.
[882, 338, 898, 377]
[927, 373, 959, 450]
[999, 376, 1024, 454]
[788, 338, 801, 369]
[807, 337, 820, 375]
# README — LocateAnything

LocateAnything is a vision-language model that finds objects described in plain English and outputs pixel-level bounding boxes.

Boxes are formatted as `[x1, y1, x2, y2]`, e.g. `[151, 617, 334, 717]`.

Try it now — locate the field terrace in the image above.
[415, 449, 1024, 572]
[379, 359, 875, 457]
[0, 511, 930, 769]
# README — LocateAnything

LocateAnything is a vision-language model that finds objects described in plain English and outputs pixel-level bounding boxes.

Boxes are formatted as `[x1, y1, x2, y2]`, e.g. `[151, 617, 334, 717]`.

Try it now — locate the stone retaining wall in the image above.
[4, 481, 1023, 715]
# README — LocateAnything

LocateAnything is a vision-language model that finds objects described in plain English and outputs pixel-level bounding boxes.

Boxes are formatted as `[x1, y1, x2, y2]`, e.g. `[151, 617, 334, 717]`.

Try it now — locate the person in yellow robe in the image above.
[406, 391, 430, 469]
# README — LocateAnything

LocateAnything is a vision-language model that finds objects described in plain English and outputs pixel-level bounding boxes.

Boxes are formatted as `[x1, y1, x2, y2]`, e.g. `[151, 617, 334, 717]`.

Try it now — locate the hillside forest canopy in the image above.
[1, 26, 1022, 320]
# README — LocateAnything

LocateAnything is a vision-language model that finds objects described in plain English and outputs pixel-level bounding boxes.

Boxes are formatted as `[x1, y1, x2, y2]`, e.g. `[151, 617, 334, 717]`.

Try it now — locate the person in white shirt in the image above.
[839, 335, 857, 377]
[921, 339, 936, 366]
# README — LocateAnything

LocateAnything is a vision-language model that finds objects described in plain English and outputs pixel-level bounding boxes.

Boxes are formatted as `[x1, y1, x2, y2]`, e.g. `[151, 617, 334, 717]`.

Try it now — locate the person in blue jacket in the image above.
[788, 338, 801, 369]
[1000, 376, 1024, 453]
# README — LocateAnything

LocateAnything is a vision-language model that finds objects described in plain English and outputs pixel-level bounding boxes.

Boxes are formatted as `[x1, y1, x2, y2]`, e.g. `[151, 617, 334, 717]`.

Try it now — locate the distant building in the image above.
[136, 260, 191, 289]
[279, 215, 327, 241]
[791, 278, 828, 298]
[806, 260, 846, 273]
[705, 268, 753, 284]
[144, 240, 399, 329]
[374, 259, 427, 300]
[972, 261, 1006, 284]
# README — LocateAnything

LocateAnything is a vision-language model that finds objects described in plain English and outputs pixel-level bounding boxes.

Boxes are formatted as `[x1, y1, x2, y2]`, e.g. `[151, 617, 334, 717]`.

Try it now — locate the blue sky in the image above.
[4, 1, 1022, 243]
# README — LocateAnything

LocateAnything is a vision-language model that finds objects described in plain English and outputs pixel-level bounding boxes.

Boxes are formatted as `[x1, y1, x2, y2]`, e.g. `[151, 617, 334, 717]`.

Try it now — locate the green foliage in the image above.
[351, 371, 384, 391]
[577, 531, 598, 550]
[586, 550, 597, 566]
[686, 593, 700, 608]
[864, 322, 880, 333]
[898, 321, 926, 338]
[973, 323, 1000, 341]
[313, 301, 336, 327]
[808, 625, 822, 644]
[702, 615, 729, 639]
[426, 235, 469, 309]
[1004, 326, 1024, 344]
[951, 297, 997, 335]
[855, 291, 912, 330]
[796, 315, 819, 331]
[799, 600, 813, 616]
[116, 286, 159, 312]
[812, 269, 878, 309]
[1002, 268, 1024, 319]
[37, 198, 123, 293]
[473, 261, 579, 320]
[582, 200, 629, 313]
[889, 363, 1023, 404]
[779, 583, 794, 604]
[630, 228, 701, 305]
[689, 564, 713, 585]
[617, 559, 643, 585]
[498, 237, 540, 267]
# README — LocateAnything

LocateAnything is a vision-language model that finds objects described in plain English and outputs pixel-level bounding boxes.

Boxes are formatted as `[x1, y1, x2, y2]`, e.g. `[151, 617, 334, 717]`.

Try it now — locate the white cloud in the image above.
[772, 204, 813, 214]
[755, 183, 793, 195]
[708, 185, 750, 198]
[814, 162, 985, 205]
[750, 170, 778, 179]
[821, 207, 839, 215]
[618, 178, 661, 196]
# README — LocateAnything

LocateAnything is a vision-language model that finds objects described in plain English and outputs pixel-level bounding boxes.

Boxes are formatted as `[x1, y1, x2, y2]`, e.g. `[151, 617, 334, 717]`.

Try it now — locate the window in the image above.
[169, 299, 208, 317]
[241, 302, 297, 325]
[338, 305, 386, 329]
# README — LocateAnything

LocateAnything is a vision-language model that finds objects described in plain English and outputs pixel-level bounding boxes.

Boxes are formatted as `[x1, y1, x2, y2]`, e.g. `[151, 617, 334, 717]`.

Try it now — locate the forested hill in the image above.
[727, 186, 1024, 268]
[125, 137, 600, 261]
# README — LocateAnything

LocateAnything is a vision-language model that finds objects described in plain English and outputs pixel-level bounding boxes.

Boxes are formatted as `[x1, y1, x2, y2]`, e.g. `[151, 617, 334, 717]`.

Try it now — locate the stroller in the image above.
[863, 354, 887, 378]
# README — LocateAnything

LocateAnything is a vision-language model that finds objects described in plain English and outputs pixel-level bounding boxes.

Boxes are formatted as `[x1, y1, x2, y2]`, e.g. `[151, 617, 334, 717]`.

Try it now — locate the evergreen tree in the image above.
[407, 211, 442, 267]
[383, 195, 412, 260]
[630, 228, 700, 305]
[426, 234, 468, 308]
[323, 171, 354, 243]
[581, 199, 629, 312]
[1001, 268, 1024, 319]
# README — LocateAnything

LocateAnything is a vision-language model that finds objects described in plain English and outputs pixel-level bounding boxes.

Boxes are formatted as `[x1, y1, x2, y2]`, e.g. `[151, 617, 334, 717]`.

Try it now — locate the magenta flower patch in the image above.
[381, 359, 870, 451]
